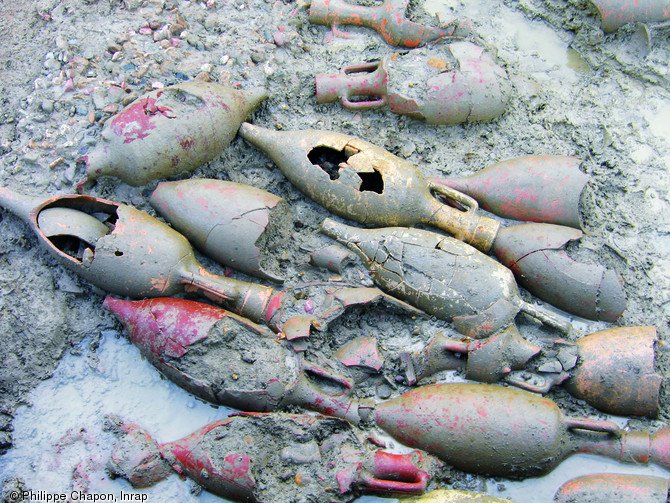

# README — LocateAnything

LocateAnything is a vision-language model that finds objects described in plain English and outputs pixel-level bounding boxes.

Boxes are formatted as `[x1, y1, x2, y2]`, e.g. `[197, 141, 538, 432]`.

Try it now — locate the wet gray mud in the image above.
[1, 0, 670, 502]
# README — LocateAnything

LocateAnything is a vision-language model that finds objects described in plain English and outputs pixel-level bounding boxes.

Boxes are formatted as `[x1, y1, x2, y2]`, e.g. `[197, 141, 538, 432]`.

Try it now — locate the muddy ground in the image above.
[0, 0, 669, 501]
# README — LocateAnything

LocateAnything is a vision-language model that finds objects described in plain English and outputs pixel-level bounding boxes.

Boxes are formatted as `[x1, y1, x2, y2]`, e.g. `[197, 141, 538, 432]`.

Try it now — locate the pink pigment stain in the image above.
[111, 96, 175, 144]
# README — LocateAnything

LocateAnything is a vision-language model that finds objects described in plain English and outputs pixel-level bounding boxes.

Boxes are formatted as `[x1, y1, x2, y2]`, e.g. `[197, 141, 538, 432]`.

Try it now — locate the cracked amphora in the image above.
[0, 187, 415, 342]
[316, 42, 511, 125]
[238, 124, 626, 322]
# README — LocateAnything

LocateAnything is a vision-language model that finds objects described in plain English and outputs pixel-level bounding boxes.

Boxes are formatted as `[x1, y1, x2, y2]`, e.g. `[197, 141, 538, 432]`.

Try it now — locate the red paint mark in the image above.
[265, 292, 283, 324]
[180, 137, 196, 150]
[111, 95, 175, 144]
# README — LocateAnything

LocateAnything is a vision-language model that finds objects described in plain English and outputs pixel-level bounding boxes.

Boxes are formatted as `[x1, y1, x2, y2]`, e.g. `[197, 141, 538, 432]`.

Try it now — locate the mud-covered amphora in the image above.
[238, 124, 626, 322]
[370, 382, 670, 479]
[588, 0, 670, 32]
[0, 187, 410, 341]
[78, 81, 267, 188]
[316, 42, 511, 125]
[104, 296, 363, 423]
[107, 413, 437, 502]
[309, 0, 466, 48]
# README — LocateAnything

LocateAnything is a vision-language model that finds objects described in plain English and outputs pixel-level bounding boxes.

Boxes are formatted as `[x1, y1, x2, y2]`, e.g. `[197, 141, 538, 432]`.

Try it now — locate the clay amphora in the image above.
[400, 489, 514, 502]
[492, 222, 625, 322]
[0, 187, 415, 342]
[320, 219, 572, 338]
[430, 155, 589, 229]
[78, 82, 267, 188]
[150, 179, 292, 282]
[316, 42, 511, 124]
[372, 382, 670, 479]
[107, 413, 438, 502]
[104, 296, 363, 423]
[410, 325, 661, 417]
[589, 0, 670, 32]
[238, 124, 626, 322]
[554, 473, 669, 503]
[309, 0, 466, 48]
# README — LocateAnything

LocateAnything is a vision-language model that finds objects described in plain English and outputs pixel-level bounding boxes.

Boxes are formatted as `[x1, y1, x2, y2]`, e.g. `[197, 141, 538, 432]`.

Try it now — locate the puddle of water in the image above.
[425, 0, 584, 82]
[0, 332, 235, 503]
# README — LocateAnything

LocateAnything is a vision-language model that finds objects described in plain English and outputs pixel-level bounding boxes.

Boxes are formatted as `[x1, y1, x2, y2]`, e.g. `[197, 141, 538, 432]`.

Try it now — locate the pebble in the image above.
[107, 85, 127, 103]
[40, 100, 54, 113]
[154, 27, 170, 41]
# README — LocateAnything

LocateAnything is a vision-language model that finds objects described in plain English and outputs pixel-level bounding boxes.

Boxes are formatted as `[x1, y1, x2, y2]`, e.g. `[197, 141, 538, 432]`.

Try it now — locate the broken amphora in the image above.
[370, 382, 670, 479]
[407, 325, 662, 417]
[320, 219, 572, 338]
[430, 155, 589, 229]
[106, 413, 438, 502]
[238, 124, 625, 322]
[309, 0, 467, 48]
[554, 473, 669, 503]
[149, 179, 292, 282]
[77, 81, 267, 188]
[104, 296, 363, 423]
[589, 0, 670, 33]
[0, 187, 416, 342]
[316, 42, 511, 125]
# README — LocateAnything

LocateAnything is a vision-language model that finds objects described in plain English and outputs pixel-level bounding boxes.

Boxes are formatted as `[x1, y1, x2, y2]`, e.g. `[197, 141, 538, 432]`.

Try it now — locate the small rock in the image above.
[250, 50, 266, 63]
[103, 104, 119, 114]
[376, 383, 392, 399]
[154, 27, 170, 42]
[107, 85, 126, 103]
[281, 441, 321, 464]
[204, 14, 219, 30]
[40, 100, 54, 113]
[122, 92, 138, 106]
[44, 58, 61, 70]
[123, 0, 143, 10]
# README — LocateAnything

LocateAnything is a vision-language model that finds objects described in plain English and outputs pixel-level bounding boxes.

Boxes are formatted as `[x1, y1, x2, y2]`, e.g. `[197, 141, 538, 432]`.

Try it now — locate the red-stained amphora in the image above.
[309, 0, 466, 48]
[104, 296, 363, 423]
[554, 473, 669, 503]
[430, 155, 589, 229]
[316, 43, 511, 125]
[78, 82, 267, 188]
[370, 383, 670, 479]
[106, 413, 438, 502]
